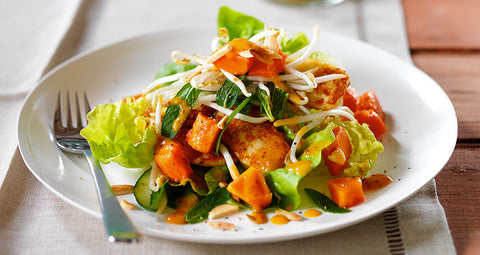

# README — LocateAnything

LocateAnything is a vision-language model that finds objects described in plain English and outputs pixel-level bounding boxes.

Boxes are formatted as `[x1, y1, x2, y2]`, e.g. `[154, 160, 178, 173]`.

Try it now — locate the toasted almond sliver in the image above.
[207, 221, 237, 231]
[238, 50, 254, 58]
[206, 44, 233, 63]
[111, 185, 134, 196]
[245, 214, 256, 223]
[120, 199, 135, 210]
[208, 204, 240, 219]
[275, 208, 303, 221]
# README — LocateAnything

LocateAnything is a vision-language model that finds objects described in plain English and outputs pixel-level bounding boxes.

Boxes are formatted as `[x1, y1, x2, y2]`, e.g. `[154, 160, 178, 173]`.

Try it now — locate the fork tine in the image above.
[84, 92, 91, 113]
[54, 91, 63, 131]
[75, 92, 83, 128]
[65, 91, 73, 129]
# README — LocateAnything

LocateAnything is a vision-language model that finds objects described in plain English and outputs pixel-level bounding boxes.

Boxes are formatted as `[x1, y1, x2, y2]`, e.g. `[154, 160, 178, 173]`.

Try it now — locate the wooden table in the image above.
[403, 0, 480, 254]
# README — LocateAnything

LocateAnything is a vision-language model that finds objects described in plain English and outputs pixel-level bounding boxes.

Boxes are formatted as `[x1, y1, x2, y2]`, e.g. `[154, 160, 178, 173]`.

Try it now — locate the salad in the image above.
[80, 6, 390, 227]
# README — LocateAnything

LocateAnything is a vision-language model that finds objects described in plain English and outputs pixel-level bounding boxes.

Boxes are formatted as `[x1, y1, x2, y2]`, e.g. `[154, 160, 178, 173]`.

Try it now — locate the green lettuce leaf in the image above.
[281, 32, 310, 55]
[300, 127, 335, 168]
[80, 97, 157, 168]
[310, 51, 342, 67]
[327, 119, 384, 177]
[266, 168, 305, 210]
[266, 128, 333, 210]
[217, 6, 264, 40]
[154, 62, 197, 86]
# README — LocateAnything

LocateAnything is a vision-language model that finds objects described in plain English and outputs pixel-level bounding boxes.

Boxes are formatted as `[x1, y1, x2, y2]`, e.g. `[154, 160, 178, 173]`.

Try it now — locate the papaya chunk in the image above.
[322, 126, 352, 176]
[357, 89, 384, 120]
[248, 49, 287, 78]
[328, 177, 365, 208]
[343, 86, 359, 112]
[213, 38, 256, 75]
[154, 139, 193, 184]
[227, 167, 272, 210]
[186, 112, 221, 154]
[354, 109, 387, 139]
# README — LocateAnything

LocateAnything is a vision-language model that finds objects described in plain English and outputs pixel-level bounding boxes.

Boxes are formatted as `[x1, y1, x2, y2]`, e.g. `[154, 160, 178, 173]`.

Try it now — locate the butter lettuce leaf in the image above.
[300, 128, 335, 168]
[328, 119, 384, 177]
[266, 168, 304, 210]
[217, 6, 264, 40]
[80, 97, 157, 168]
[266, 128, 333, 210]
[281, 32, 310, 55]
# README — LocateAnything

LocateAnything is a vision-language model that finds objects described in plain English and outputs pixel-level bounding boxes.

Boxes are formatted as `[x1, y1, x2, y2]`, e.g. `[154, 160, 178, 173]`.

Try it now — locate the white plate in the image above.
[18, 27, 457, 244]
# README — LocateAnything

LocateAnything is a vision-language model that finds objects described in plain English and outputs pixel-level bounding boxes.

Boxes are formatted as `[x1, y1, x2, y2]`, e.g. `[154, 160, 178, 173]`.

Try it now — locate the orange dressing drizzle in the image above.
[165, 193, 198, 225]
[270, 214, 290, 225]
[362, 174, 393, 191]
[304, 208, 322, 218]
[247, 207, 268, 224]
[285, 160, 313, 176]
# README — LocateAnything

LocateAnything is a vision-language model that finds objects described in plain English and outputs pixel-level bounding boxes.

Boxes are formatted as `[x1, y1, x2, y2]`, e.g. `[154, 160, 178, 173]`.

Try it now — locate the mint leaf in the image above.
[255, 86, 274, 122]
[204, 167, 230, 195]
[268, 83, 289, 120]
[215, 96, 252, 153]
[160, 84, 200, 139]
[150, 181, 168, 209]
[185, 187, 231, 223]
[160, 105, 180, 139]
[304, 188, 351, 213]
[175, 83, 201, 107]
[216, 78, 242, 108]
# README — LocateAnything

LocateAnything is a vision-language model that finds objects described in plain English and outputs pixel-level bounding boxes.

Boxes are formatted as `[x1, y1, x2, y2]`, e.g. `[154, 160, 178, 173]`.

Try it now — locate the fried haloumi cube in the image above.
[221, 118, 289, 173]
[296, 58, 350, 110]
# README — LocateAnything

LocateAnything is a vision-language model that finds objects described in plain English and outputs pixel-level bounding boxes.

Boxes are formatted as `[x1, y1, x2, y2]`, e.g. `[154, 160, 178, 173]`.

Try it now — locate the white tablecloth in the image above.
[0, 0, 456, 254]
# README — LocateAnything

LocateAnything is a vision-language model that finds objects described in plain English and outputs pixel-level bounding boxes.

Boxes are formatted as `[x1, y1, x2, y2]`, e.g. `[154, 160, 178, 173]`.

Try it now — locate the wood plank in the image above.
[412, 52, 480, 140]
[436, 144, 480, 255]
[403, 0, 480, 50]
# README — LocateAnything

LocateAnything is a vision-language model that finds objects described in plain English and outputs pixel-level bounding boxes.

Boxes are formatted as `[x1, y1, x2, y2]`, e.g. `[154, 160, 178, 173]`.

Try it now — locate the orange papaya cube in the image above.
[213, 38, 256, 75]
[343, 86, 359, 112]
[186, 112, 221, 154]
[357, 89, 384, 120]
[227, 167, 272, 210]
[322, 126, 352, 176]
[154, 139, 193, 184]
[328, 177, 365, 208]
[248, 49, 287, 78]
[354, 109, 387, 139]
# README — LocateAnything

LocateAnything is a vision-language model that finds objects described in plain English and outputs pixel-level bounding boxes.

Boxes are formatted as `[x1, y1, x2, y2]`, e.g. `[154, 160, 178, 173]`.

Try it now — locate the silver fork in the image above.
[53, 91, 139, 243]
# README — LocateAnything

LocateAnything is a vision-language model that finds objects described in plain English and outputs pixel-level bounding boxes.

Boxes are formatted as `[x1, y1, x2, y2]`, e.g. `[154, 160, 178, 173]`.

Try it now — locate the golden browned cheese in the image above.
[189, 153, 226, 167]
[221, 119, 290, 173]
[296, 58, 350, 110]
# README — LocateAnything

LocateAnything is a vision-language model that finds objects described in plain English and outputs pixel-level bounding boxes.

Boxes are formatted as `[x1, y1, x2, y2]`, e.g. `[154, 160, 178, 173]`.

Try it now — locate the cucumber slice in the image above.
[134, 168, 167, 212]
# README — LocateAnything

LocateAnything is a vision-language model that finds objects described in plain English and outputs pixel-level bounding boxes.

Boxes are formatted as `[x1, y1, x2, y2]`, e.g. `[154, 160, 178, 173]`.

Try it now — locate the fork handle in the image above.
[83, 151, 139, 242]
